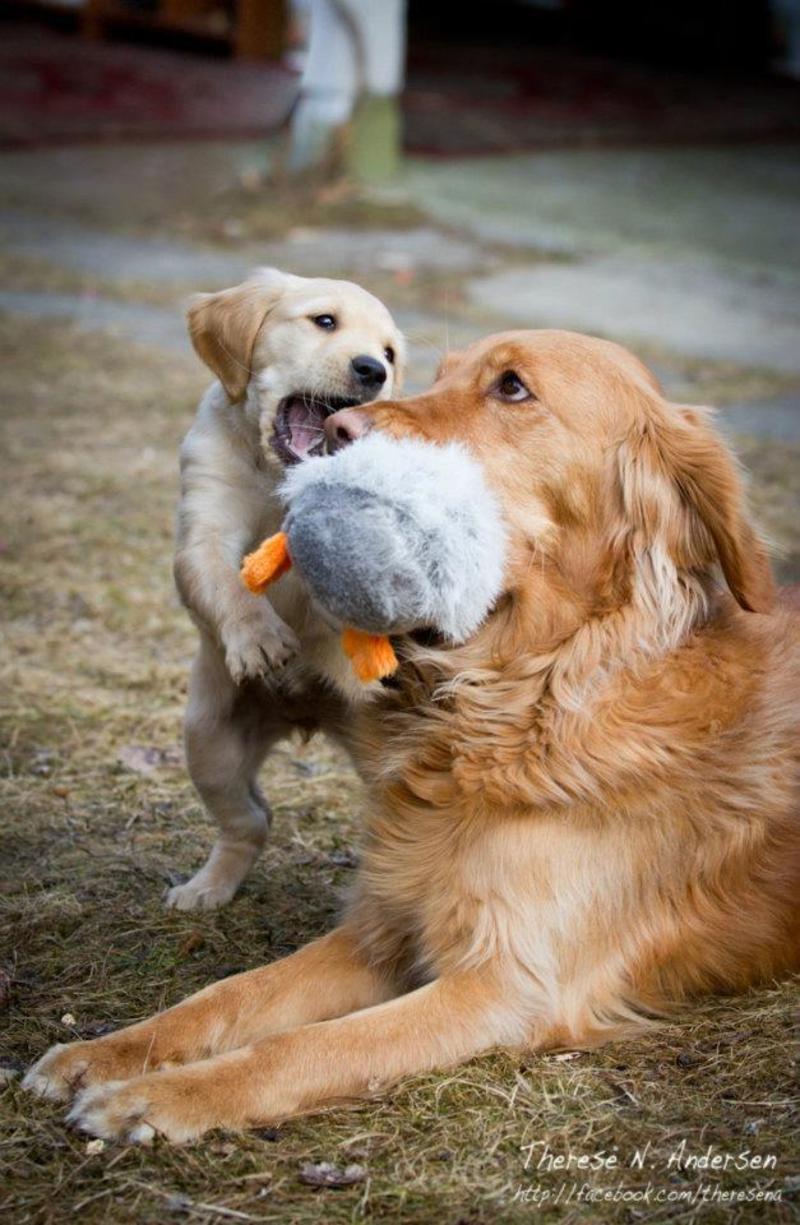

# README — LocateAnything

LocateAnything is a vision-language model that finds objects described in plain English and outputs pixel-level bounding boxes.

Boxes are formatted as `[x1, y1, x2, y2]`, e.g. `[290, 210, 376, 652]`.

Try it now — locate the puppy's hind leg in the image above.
[166, 638, 282, 911]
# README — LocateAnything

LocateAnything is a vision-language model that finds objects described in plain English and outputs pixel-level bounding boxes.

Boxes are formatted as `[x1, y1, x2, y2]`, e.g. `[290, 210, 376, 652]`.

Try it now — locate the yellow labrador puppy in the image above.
[168, 268, 405, 910]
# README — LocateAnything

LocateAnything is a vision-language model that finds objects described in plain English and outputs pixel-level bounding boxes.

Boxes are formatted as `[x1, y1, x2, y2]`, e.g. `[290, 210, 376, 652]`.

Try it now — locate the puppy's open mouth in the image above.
[270, 394, 359, 465]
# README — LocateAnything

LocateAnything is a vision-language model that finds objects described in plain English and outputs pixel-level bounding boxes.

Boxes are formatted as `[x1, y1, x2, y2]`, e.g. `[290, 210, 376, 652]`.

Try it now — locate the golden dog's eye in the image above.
[312, 314, 336, 330]
[384, 346, 396, 364]
[496, 371, 531, 402]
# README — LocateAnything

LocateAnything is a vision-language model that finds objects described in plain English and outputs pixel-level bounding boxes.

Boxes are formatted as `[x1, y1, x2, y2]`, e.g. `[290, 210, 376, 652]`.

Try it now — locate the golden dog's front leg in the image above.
[67, 966, 522, 1143]
[23, 927, 391, 1104]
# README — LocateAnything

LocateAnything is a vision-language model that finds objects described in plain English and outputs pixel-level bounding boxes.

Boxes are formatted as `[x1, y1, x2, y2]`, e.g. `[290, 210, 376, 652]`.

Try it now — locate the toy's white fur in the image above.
[280, 434, 507, 643]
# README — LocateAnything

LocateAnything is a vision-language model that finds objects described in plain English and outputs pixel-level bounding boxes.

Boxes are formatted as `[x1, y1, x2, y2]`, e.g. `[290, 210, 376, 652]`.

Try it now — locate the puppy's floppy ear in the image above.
[621, 404, 775, 613]
[186, 268, 291, 403]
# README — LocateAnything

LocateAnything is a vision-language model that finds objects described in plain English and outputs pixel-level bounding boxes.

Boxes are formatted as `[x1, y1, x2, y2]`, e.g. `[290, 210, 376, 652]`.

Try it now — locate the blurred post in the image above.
[288, 0, 406, 181]
[771, 0, 800, 79]
[236, 0, 288, 59]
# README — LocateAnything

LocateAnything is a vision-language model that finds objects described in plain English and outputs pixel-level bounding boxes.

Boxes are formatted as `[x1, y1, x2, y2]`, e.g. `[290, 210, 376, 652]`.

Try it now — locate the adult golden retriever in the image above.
[25, 330, 800, 1142]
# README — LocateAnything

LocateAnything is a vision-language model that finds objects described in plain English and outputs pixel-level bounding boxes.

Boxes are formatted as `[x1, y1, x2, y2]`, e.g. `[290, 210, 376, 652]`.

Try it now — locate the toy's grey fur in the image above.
[280, 433, 507, 641]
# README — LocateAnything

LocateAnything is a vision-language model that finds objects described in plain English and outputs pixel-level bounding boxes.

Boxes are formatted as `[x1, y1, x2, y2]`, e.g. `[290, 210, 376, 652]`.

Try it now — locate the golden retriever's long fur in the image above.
[25, 331, 800, 1143]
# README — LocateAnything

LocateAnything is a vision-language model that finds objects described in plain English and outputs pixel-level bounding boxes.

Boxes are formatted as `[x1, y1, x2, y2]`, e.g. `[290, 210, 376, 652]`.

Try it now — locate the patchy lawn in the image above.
[1, 315, 798, 1224]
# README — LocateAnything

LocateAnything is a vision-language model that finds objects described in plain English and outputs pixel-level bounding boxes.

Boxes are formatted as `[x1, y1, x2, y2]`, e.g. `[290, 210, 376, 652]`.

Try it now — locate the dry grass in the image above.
[1, 314, 798, 1225]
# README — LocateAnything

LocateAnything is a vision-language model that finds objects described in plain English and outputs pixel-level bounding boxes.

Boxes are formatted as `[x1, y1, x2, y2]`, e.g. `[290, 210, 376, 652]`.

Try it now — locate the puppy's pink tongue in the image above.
[287, 400, 321, 459]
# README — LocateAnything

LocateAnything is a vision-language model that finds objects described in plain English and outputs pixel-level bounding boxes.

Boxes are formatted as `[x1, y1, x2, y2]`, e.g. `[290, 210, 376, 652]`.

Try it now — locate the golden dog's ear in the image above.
[664, 406, 775, 613]
[622, 405, 775, 613]
[186, 268, 291, 403]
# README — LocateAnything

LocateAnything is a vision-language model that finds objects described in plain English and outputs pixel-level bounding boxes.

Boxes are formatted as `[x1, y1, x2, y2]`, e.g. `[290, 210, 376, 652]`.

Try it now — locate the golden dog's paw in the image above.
[67, 1075, 209, 1145]
[23, 1042, 97, 1103]
[23, 1037, 150, 1102]
[67, 1081, 158, 1144]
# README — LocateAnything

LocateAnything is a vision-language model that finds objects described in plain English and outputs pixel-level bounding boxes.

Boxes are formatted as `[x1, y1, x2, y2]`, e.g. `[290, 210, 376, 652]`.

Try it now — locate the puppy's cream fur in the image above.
[26, 331, 799, 1145]
[170, 268, 404, 910]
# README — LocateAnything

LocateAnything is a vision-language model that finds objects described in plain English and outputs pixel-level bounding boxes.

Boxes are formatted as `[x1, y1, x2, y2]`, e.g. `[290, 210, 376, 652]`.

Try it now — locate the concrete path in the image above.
[469, 253, 800, 375]
[0, 209, 487, 286]
[1, 140, 799, 439]
[405, 145, 800, 271]
[0, 289, 189, 353]
[720, 393, 800, 443]
[407, 143, 800, 378]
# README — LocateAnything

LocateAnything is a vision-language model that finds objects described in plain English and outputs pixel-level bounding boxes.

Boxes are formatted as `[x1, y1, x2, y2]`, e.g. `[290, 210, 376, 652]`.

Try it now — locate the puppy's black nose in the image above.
[351, 355, 387, 389]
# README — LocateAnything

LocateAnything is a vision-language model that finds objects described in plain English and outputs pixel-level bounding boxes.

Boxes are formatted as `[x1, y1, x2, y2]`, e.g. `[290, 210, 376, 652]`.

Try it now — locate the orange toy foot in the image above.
[241, 534, 398, 684]
[241, 532, 292, 593]
[341, 627, 398, 684]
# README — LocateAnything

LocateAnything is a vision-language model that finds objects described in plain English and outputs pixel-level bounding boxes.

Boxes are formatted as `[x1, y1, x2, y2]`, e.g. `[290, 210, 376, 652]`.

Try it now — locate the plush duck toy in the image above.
[241, 433, 506, 683]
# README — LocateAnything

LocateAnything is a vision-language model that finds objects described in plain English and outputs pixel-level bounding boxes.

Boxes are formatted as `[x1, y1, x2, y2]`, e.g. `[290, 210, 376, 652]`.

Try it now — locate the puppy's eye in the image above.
[312, 314, 336, 330]
[384, 346, 395, 364]
[496, 370, 531, 402]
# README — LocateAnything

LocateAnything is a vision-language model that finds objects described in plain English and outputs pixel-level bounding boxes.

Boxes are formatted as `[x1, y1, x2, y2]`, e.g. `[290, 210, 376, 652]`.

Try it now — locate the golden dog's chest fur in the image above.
[351, 600, 800, 1047]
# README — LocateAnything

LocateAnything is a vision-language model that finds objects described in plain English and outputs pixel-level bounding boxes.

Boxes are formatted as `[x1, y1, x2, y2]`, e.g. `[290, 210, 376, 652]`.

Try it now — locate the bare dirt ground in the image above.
[1, 142, 799, 1223]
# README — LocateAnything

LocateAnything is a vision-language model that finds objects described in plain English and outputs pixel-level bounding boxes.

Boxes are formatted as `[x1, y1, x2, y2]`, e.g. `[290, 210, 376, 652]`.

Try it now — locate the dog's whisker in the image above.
[405, 331, 446, 362]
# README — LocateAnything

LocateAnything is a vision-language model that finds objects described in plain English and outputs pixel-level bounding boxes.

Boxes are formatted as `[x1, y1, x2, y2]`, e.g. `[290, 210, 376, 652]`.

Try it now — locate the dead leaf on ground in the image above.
[327, 848, 359, 869]
[298, 1161, 367, 1188]
[0, 1063, 22, 1085]
[117, 744, 182, 775]
[178, 930, 205, 958]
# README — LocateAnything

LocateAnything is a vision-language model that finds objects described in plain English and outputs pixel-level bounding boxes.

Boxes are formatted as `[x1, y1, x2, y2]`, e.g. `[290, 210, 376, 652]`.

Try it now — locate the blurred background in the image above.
[2, 3, 799, 387]
[1, 0, 799, 570]
[2, 8, 800, 1220]
[2, 4, 797, 574]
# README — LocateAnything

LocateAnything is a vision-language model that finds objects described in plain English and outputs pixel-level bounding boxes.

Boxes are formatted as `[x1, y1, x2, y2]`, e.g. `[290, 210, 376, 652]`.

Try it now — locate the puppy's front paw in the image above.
[221, 608, 299, 682]
[165, 874, 238, 912]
